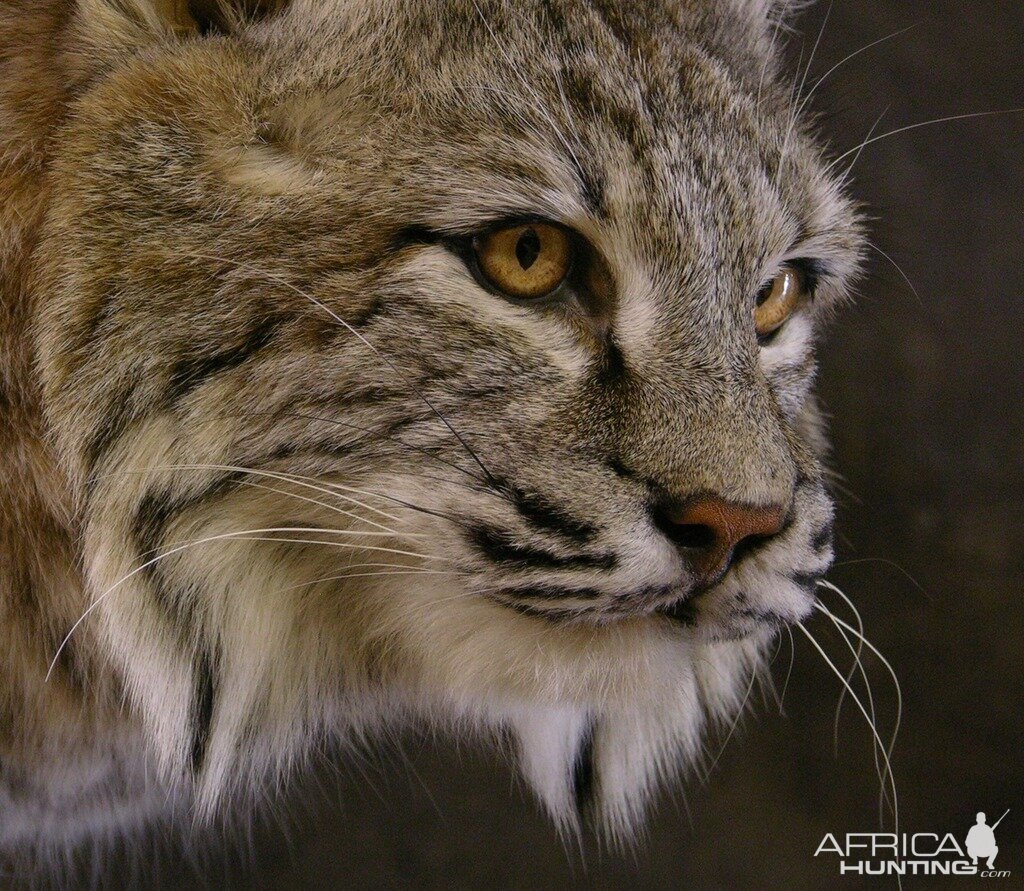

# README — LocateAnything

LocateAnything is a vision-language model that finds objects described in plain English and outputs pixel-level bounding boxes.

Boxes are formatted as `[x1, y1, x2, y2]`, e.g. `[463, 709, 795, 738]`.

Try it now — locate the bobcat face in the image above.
[32, 0, 862, 839]
[426, 139, 844, 639]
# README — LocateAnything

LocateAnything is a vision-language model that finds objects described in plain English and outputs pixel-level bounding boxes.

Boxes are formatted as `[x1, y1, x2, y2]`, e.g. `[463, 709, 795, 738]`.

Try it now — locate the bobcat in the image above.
[0, 0, 863, 866]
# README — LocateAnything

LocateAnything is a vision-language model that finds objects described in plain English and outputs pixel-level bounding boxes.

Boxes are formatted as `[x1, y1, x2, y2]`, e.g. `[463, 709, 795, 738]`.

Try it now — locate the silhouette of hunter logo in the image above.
[966, 809, 1008, 869]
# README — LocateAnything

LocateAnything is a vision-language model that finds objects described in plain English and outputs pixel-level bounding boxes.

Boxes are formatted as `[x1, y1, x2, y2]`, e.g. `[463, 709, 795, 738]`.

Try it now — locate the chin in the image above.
[328, 572, 778, 842]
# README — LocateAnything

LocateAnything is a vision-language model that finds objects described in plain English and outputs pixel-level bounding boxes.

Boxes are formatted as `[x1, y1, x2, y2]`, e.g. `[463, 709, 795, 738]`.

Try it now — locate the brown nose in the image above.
[656, 497, 786, 582]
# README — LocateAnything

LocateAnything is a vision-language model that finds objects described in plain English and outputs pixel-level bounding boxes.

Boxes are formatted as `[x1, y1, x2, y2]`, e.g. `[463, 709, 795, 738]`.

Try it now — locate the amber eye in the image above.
[754, 266, 807, 339]
[473, 222, 573, 300]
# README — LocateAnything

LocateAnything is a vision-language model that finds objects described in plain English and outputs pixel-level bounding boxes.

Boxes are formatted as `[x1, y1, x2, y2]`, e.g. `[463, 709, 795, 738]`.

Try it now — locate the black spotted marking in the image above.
[500, 584, 604, 601]
[190, 0, 285, 34]
[587, 0, 637, 57]
[470, 525, 615, 571]
[85, 383, 141, 480]
[51, 633, 89, 698]
[344, 295, 386, 328]
[496, 599, 588, 623]
[596, 337, 628, 385]
[604, 456, 642, 483]
[133, 473, 246, 562]
[134, 490, 178, 567]
[445, 382, 509, 401]
[312, 289, 387, 333]
[77, 289, 118, 362]
[572, 719, 596, 818]
[191, 649, 216, 778]
[131, 474, 247, 633]
[492, 478, 598, 544]
[260, 414, 427, 469]
[570, 156, 608, 220]
[128, 482, 232, 778]
[661, 597, 697, 626]
[165, 317, 281, 405]
[129, 482, 195, 633]
[87, 314, 284, 479]
[529, 7, 609, 217]
[306, 385, 398, 417]
[758, 146, 781, 186]
[548, 0, 662, 157]
[811, 520, 834, 554]
[737, 607, 784, 626]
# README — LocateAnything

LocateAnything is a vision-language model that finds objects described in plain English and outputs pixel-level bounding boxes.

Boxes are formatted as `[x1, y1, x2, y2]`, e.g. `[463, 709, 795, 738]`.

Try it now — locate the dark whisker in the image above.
[831, 557, 935, 603]
[254, 407, 487, 483]
[182, 251, 502, 489]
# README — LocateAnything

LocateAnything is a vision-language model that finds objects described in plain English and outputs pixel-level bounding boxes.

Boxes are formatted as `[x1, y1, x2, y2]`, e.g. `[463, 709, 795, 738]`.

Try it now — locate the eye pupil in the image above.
[473, 221, 572, 300]
[515, 227, 541, 270]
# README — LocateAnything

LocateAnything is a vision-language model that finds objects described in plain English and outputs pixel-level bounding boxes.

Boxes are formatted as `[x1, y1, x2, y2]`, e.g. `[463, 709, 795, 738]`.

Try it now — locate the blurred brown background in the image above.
[154, 1, 1023, 887]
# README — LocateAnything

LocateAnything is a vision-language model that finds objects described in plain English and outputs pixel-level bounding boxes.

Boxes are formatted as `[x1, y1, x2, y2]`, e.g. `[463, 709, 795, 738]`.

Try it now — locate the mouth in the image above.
[484, 565, 825, 640]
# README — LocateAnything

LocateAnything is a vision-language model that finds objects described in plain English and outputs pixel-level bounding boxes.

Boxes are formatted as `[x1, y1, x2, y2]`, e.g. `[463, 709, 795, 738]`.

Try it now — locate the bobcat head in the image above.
[30, 0, 862, 842]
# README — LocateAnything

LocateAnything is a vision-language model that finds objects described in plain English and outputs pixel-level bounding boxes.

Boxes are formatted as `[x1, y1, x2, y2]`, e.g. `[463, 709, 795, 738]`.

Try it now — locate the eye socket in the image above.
[473, 222, 573, 300]
[754, 266, 809, 339]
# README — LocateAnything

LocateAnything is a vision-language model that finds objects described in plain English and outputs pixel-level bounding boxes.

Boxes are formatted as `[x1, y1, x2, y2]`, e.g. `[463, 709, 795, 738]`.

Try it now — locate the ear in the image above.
[74, 0, 288, 63]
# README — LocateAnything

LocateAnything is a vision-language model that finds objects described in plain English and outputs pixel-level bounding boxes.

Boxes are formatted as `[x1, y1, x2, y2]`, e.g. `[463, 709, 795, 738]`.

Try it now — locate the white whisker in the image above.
[229, 477, 403, 532]
[867, 241, 923, 308]
[158, 525, 427, 546]
[183, 251, 497, 485]
[755, 0, 791, 113]
[94, 463, 407, 526]
[803, 25, 917, 113]
[46, 530, 448, 682]
[833, 557, 935, 603]
[469, 0, 586, 185]
[281, 566, 455, 593]
[832, 107, 1024, 168]
[761, 635, 787, 713]
[705, 664, 758, 780]
[796, 621, 899, 833]
[779, 624, 796, 715]
[817, 581, 903, 815]
[815, 601, 889, 819]
[776, 0, 833, 188]
[837, 104, 890, 184]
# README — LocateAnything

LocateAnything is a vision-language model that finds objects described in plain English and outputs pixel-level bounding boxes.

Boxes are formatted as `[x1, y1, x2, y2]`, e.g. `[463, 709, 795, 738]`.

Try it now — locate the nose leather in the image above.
[661, 498, 786, 581]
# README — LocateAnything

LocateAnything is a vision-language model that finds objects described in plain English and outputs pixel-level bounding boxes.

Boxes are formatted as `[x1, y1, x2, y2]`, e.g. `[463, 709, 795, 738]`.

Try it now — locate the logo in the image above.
[815, 809, 1011, 878]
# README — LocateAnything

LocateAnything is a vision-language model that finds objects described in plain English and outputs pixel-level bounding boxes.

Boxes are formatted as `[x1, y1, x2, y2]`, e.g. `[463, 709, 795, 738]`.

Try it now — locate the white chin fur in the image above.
[369, 575, 772, 842]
